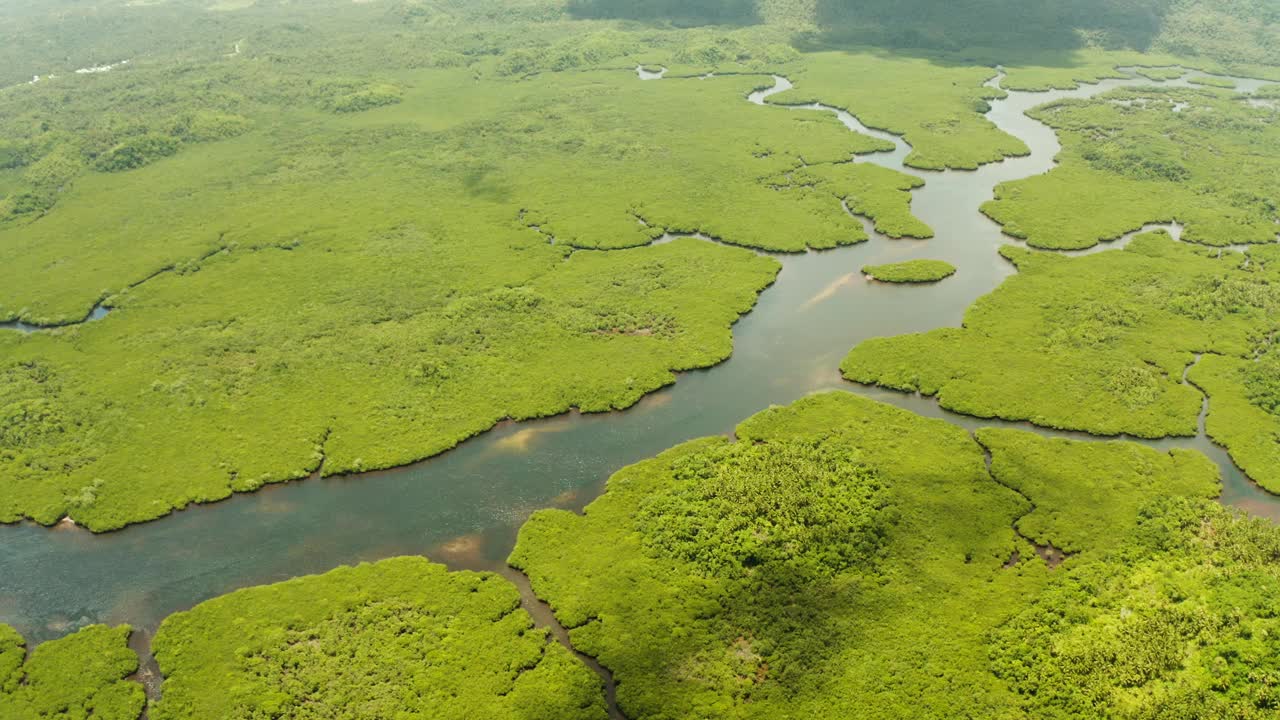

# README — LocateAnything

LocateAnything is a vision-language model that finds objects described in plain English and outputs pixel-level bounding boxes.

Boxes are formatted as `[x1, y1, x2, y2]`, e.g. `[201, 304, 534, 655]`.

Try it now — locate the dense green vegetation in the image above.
[767, 52, 1025, 170]
[1, 68, 897, 321]
[511, 391, 1280, 718]
[862, 258, 956, 283]
[1135, 65, 1192, 80]
[151, 556, 606, 719]
[5, 0, 1280, 716]
[983, 85, 1280, 250]
[0, 235, 783, 530]
[977, 427, 1219, 553]
[989, 496, 1280, 718]
[843, 233, 1280, 489]
[1189, 74, 1238, 87]
[0, 47, 954, 530]
[0, 623, 144, 720]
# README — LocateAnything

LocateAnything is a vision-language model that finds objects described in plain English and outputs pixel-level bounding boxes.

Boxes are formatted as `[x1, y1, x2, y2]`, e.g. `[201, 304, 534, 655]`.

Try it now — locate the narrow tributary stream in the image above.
[2, 67, 1277, 708]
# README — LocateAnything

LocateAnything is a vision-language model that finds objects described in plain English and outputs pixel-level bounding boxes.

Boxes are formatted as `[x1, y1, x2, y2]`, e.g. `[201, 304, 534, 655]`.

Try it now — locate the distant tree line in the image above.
[566, 0, 760, 26]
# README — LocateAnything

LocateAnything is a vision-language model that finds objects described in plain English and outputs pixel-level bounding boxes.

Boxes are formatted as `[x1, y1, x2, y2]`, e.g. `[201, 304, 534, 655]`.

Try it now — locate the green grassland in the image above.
[983, 85, 1280, 250]
[150, 556, 606, 719]
[862, 258, 955, 282]
[510, 391, 1280, 718]
[0, 623, 144, 720]
[842, 233, 1280, 487]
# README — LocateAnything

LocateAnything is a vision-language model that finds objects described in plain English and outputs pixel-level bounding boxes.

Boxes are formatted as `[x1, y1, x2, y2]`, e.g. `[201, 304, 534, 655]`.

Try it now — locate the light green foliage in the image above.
[1189, 74, 1238, 88]
[495, 72, 899, 252]
[766, 51, 1028, 170]
[786, 162, 931, 238]
[1188, 350, 1280, 494]
[1000, 49, 1192, 92]
[1135, 65, 1192, 81]
[0, 624, 144, 720]
[0, 234, 779, 530]
[977, 428, 1219, 553]
[990, 497, 1280, 719]
[0, 58, 942, 530]
[512, 391, 1237, 718]
[0, 68, 909, 324]
[983, 85, 1280, 249]
[150, 557, 606, 720]
[0, 65, 256, 219]
[843, 233, 1280, 484]
[861, 258, 955, 282]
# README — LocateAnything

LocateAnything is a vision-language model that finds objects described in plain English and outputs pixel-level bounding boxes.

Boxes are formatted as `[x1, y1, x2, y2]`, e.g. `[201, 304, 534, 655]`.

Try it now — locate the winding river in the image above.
[2, 65, 1277, 652]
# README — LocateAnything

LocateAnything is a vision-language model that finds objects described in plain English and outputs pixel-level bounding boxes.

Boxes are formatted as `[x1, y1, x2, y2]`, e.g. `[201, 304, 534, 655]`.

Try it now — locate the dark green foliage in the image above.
[636, 438, 889, 578]
[93, 134, 180, 172]
[567, 0, 760, 26]
[150, 557, 606, 720]
[812, 0, 1173, 52]
[0, 142, 27, 170]
[1245, 352, 1280, 416]
[0, 624, 144, 720]
[512, 392, 1022, 717]
[317, 82, 404, 113]
[171, 112, 252, 143]
[990, 498, 1280, 719]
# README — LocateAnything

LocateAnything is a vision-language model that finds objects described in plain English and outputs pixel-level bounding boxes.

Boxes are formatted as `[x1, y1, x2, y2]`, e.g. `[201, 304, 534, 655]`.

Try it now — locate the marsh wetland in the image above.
[3, 64, 1276, 646]
[5, 2, 1280, 717]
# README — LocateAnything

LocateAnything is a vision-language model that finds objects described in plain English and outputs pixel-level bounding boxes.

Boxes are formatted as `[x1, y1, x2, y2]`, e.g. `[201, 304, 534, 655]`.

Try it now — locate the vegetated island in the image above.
[1188, 74, 1238, 88]
[148, 557, 606, 720]
[0, 623, 144, 720]
[982, 84, 1280, 250]
[861, 258, 956, 283]
[843, 232, 1280, 490]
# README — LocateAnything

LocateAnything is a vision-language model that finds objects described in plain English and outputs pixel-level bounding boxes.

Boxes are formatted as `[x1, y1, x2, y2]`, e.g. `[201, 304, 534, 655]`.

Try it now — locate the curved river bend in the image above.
[2, 66, 1276, 646]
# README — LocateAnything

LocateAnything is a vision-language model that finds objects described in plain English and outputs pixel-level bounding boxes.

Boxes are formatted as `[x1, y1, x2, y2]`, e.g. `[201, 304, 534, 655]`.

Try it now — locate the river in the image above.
[1, 64, 1276, 647]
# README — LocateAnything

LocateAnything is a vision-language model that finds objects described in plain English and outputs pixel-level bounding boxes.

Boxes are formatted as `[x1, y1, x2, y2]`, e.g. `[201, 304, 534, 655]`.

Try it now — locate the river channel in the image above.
[2, 65, 1276, 647]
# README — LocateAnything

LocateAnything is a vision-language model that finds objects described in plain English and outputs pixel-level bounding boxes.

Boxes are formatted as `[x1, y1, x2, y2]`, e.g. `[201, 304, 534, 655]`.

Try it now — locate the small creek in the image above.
[0, 305, 109, 333]
[2, 66, 1278, 655]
